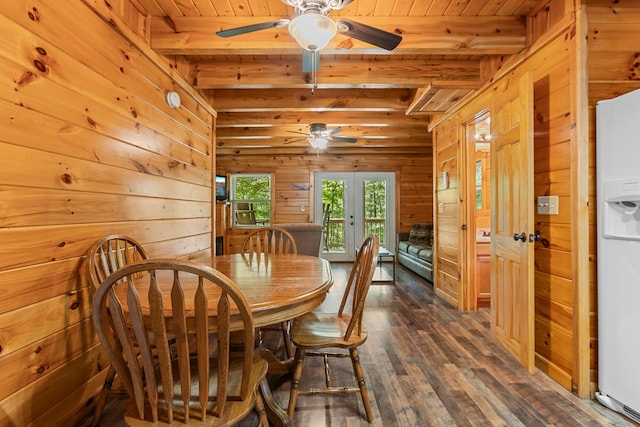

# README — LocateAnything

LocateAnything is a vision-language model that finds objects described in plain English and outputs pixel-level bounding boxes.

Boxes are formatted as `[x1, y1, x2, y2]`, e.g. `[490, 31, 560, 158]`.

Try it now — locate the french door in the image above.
[314, 172, 395, 262]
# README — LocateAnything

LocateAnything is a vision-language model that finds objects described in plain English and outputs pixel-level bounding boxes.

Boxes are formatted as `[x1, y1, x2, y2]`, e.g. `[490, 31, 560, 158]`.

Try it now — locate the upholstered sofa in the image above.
[396, 223, 433, 282]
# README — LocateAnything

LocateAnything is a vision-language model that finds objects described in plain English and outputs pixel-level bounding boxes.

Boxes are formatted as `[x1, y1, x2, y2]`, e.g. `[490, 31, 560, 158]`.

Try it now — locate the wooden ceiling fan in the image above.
[285, 122, 357, 149]
[216, 0, 402, 70]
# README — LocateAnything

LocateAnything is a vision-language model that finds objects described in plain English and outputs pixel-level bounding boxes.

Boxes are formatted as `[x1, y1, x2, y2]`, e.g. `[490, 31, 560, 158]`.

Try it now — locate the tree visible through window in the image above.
[231, 174, 271, 226]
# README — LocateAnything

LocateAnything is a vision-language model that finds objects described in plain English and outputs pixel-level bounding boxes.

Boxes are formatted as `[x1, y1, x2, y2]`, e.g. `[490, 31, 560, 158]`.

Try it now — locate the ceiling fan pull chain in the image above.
[311, 52, 318, 96]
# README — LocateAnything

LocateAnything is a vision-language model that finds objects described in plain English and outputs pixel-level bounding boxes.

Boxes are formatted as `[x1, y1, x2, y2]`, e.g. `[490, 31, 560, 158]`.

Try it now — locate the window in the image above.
[230, 174, 271, 226]
[475, 160, 483, 210]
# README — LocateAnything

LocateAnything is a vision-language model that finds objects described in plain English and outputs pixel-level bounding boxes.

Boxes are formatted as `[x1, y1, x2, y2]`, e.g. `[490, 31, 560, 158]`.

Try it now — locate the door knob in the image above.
[513, 232, 527, 242]
[529, 231, 541, 242]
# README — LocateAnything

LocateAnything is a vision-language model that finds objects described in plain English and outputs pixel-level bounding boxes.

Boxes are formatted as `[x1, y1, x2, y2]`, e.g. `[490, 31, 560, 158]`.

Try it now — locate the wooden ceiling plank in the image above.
[145, 0, 184, 15]
[408, 0, 435, 16]
[355, 0, 376, 16]
[228, 0, 254, 17]
[136, 0, 169, 16]
[173, 0, 201, 16]
[390, 0, 416, 16]
[190, 0, 218, 16]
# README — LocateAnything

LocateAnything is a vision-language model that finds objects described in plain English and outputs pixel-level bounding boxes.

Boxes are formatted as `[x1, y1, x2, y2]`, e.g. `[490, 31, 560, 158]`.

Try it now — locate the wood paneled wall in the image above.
[0, 2, 214, 425]
[216, 153, 432, 254]
[432, 15, 585, 393]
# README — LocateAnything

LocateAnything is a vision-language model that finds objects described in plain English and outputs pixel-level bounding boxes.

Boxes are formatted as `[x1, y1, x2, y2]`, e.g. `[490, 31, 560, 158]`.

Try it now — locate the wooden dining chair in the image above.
[287, 235, 379, 422]
[85, 235, 149, 426]
[241, 226, 297, 259]
[322, 203, 332, 251]
[241, 226, 298, 359]
[91, 259, 269, 426]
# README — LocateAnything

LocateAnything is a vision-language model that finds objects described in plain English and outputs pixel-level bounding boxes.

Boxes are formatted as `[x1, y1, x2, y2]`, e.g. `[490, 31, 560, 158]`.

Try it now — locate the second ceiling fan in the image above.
[216, 0, 402, 55]
[285, 123, 357, 150]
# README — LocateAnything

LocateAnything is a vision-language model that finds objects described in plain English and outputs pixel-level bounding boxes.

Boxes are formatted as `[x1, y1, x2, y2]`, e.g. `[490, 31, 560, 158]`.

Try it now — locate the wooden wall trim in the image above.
[572, 3, 591, 399]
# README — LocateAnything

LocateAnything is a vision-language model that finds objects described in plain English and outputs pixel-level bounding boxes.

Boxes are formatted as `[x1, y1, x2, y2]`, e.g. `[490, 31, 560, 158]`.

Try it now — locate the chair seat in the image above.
[124, 356, 268, 427]
[291, 312, 368, 349]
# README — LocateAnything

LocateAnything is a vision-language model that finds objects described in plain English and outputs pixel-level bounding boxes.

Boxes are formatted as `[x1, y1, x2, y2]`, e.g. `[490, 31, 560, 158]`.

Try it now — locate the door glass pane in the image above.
[321, 179, 346, 252]
[363, 179, 387, 247]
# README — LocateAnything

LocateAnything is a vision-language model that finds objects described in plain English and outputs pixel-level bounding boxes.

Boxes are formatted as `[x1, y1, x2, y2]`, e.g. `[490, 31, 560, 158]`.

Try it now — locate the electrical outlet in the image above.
[300, 205, 305, 212]
[537, 195, 559, 215]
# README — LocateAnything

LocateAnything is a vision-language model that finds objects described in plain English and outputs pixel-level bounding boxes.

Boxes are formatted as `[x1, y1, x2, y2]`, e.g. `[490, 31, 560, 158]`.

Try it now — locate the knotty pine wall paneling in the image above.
[432, 21, 585, 393]
[0, 1, 215, 426]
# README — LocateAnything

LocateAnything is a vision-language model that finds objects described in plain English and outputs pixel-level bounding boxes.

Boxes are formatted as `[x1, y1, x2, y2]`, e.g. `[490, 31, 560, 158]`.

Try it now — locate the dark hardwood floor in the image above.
[79, 262, 636, 427]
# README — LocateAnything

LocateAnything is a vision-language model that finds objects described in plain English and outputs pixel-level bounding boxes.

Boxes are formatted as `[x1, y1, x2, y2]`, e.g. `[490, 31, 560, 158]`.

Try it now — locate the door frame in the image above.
[462, 110, 492, 311]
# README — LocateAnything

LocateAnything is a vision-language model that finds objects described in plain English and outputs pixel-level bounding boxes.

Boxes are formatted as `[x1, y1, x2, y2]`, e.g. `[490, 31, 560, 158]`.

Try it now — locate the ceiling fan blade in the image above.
[327, 128, 342, 135]
[302, 50, 321, 72]
[335, 18, 402, 51]
[330, 136, 357, 143]
[285, 137, 309, 144]
[216, 19, 290, 38]
[287, 130, 311, 136]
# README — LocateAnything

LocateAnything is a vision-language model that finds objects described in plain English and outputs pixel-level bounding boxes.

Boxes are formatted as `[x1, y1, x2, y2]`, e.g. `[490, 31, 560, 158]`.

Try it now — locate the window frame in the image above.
[230, 173, 272, 227]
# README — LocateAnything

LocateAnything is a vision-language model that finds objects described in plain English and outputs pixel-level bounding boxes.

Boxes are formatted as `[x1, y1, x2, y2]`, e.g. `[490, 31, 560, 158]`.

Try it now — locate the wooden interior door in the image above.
[490, 73, 535, 373]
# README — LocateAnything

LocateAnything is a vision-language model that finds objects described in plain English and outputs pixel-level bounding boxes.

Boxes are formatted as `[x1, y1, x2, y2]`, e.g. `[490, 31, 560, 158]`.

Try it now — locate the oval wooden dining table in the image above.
[200, 253, 334, 331]
[125, 252, 333, 427]
[127, 253, 332, 327]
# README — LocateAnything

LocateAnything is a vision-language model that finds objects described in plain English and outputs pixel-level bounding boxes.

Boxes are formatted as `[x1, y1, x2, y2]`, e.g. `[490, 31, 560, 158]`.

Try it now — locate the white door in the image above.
[315, 172, 395, 262]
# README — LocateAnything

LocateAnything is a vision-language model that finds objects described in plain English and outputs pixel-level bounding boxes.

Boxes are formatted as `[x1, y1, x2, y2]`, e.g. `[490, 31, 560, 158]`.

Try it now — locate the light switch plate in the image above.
[537, 195, 559, 215]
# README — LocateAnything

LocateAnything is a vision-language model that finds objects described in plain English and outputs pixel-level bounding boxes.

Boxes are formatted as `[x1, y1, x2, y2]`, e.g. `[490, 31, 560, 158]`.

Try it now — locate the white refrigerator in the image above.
[595, 88, 640, 424]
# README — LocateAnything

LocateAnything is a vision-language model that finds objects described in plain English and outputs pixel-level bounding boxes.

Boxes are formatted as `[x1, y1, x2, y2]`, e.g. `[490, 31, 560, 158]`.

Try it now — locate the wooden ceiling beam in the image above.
[216, 139, 431, 150]
[216, 145, 432, 156]
[209, 88, 413, 111]
[216, 137, 430, 150]
[150, 16, 525, 56]
[216, 111, 429, 126]
[190, 56, 481, 89]
[216, 124, 428, 138]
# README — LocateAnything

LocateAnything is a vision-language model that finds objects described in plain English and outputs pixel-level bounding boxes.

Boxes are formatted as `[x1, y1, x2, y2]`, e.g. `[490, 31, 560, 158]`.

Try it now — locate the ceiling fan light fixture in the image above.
[309, 136, 329, 149]
[288, 11, 337, 51]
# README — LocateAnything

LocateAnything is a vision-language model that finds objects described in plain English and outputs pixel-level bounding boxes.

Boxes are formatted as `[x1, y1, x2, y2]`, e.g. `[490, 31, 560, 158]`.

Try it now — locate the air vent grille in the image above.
[623, 405, 640, 424]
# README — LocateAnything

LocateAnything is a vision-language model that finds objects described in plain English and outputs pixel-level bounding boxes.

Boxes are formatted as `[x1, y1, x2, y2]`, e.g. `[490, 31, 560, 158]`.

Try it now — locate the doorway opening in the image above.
[466, 113, 492, 309]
